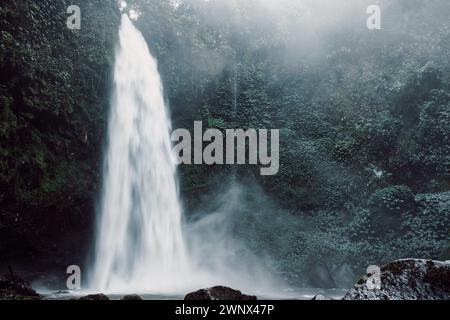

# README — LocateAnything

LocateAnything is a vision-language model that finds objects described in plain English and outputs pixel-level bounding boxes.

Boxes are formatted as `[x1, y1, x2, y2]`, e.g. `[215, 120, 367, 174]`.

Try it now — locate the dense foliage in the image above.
[126, 0, 450, 285]
[123, 0, 450, 210]
[0, 0, 120, 268]
[0, 0, 449, 286]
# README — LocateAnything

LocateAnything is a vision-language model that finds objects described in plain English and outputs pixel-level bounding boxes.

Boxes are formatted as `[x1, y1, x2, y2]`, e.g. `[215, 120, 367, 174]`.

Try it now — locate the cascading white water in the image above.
[89, 14, 280, 297]
[90, 14, 192, 293]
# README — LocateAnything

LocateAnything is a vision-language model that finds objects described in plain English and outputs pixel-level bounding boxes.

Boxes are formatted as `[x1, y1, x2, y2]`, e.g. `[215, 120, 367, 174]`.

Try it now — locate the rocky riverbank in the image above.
[1, 259, 449, 300]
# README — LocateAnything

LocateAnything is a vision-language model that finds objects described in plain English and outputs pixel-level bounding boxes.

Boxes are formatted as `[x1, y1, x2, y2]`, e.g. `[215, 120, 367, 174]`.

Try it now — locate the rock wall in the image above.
[0, 1, 120, 272]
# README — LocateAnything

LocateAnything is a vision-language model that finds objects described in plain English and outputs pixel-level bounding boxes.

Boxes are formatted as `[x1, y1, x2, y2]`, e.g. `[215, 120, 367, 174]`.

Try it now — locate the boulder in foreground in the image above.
[185, 286, 257, 300]
[343, 259, 450, 300]
[311, 294, 334, 300]
[79, 293, 110, 300]
[122, 294, 143, 300]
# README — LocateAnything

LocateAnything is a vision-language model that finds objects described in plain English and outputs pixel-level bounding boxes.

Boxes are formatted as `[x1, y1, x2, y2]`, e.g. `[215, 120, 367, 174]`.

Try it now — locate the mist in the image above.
[99, 0, 450, 293]
[184, 180, 285, 296]
[1, 0, 449, 301]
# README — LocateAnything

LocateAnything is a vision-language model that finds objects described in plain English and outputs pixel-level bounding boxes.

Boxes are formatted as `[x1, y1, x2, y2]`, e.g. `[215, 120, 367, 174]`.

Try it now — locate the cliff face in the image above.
[0, 1, 120, 270]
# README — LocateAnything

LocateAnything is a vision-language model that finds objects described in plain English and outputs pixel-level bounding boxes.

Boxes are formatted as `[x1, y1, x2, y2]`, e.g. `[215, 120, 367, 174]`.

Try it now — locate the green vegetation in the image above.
[0, 0, 120, 264]
[120, 0, 450, 213]
[0, 0, 448, 284]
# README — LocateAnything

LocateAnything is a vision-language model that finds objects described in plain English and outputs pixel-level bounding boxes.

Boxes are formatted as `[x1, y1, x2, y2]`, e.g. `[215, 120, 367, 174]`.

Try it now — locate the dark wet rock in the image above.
[185, 286, 257, 300]
[121, 294, 143, 300]
[79, 293, 110, 300]
[52, 290, 72, 295]
[343, 259, 450, 300]
[311, 294, 334, 300]
[0, 273, 40, 300]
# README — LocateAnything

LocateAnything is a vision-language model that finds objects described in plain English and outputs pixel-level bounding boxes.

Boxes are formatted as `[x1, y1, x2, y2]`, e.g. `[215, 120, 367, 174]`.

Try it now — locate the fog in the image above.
[119, 0, 450, 293]
[184, 179, 294, 296]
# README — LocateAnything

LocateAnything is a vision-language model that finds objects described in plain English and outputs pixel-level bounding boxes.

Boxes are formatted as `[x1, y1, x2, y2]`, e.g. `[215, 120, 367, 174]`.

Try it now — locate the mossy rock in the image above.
[368, 185, 416, 214]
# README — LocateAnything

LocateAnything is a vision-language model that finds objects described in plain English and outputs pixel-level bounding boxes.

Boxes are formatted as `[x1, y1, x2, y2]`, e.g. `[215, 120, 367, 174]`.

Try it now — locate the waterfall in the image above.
[90, 15, 192, 294]
[89, 14, 278, 296]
